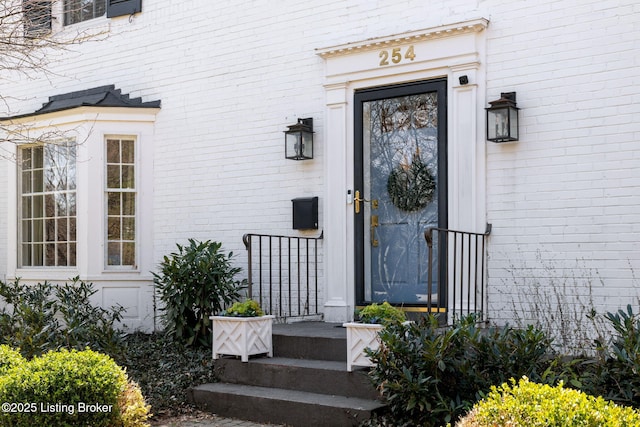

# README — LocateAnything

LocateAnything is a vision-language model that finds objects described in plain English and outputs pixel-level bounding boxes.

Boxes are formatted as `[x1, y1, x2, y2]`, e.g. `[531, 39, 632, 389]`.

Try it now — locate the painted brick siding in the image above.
[484, 1, 640, 329]
[0, 0, 638, 330]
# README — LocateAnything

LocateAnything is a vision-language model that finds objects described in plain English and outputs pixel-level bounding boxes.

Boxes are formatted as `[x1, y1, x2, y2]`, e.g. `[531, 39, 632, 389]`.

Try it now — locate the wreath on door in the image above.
[386, 156, 436, 212]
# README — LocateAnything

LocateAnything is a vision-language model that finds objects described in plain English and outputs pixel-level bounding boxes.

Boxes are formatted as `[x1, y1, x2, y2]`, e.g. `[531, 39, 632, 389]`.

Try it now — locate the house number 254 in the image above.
[379, 46, 416, 66]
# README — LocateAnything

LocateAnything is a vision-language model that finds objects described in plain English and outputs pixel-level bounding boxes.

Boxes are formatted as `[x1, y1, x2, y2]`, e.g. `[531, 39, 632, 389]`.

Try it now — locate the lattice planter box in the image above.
[210, 315, 275, 362]
[343, 322, 384, 372]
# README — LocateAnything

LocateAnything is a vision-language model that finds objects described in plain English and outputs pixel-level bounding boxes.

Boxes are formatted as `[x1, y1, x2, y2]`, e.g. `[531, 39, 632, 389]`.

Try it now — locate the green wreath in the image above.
[386, 157, 436, 212]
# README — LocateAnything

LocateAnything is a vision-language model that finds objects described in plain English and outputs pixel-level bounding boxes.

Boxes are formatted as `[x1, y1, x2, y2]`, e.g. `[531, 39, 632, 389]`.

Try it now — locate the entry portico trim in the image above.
[317, 18, 489, 322]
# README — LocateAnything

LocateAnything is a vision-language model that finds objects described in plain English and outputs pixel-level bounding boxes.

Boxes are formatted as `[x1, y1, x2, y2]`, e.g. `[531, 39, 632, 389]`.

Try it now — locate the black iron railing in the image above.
[424, 224, 492, 323]
[242, 232, 323, 319]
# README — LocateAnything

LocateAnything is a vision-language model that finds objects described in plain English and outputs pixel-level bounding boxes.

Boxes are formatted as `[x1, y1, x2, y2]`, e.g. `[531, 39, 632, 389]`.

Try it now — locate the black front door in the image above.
[354, 79, 447, 307]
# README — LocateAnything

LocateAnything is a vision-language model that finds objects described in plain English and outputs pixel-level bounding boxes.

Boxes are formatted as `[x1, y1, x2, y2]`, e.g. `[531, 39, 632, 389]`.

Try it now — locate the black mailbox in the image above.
[292, 197, 318, 230]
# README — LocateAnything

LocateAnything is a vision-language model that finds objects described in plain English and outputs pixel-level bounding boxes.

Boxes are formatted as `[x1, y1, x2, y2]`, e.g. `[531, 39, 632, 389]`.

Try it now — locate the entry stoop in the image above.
[189, 322, 386, 427]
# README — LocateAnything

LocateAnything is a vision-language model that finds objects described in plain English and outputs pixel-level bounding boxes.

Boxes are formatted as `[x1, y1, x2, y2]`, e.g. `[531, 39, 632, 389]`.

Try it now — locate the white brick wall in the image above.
[0, 0, 638, 331]
[485, 0, 640, 329]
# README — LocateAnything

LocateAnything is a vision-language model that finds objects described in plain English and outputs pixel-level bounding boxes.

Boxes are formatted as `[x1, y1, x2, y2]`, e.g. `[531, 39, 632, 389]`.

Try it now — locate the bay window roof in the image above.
[3, 85, 161, 119]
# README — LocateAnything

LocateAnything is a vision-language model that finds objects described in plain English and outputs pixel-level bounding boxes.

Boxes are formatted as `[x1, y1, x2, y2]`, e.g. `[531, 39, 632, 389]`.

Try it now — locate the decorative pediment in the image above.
[316, 18, 488, 59]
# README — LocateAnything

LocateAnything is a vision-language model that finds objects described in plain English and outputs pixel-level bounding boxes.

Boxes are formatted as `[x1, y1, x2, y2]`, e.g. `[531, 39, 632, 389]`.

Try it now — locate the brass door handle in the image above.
[354, 191, 378, 214]
[354, 190, 364, 214]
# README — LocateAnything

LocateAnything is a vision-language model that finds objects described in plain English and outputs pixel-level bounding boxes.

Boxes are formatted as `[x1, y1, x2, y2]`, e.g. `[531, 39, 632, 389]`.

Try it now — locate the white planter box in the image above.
[210, 315, 275, 362]
[343, 322, 384, 372]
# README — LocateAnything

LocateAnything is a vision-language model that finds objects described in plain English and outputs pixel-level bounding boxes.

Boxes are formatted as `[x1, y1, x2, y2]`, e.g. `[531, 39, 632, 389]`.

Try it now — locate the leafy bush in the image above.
[356, 301, 406, 325]
[578, 304, 640, 407]
[0, 278, 125, 358]
[223, 299, 264, 317]
[456, 377, 640, 427]
[0, 345, 25, 375]
[153, 239, 245, 347]
[367, 314, 553, 426]
[0, 348, 150, 427]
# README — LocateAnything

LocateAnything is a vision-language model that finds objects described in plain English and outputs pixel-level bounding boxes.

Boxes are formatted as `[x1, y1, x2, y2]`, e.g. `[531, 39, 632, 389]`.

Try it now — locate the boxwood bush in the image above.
[456, 377, 640, 427]
[0, 348, 150, 427]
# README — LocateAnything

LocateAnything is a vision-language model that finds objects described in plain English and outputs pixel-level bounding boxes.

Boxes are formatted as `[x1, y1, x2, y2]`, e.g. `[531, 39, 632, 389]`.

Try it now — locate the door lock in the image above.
[370, 214, 379, 247]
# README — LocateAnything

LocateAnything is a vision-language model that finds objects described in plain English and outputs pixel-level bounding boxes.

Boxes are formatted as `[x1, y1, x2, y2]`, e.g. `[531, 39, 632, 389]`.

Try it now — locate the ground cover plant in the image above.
[117, 331, 218, 417]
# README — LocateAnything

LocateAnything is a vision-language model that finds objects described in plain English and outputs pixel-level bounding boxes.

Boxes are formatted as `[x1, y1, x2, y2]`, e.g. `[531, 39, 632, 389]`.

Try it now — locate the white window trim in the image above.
[104, 134, 138, 271]
[4, 106, 158, 282]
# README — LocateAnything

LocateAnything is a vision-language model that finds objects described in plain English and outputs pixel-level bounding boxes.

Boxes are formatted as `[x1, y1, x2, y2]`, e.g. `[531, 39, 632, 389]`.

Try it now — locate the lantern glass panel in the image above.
[286, 132, 301, 159]
[509, 107, 519, 140]
[488, 107, 509, 141]
[301, 131, 313, 159]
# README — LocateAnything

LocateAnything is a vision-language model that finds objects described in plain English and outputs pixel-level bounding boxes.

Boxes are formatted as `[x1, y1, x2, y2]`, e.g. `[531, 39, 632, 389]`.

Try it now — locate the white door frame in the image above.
[317, 19, 489, 322]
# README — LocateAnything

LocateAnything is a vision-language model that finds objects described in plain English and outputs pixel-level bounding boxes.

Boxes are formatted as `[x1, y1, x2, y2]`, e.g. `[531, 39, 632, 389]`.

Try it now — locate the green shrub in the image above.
[456, 377, 640, 427]
[356, 301, 406, 325]
[578, 304, 640, 407]
[0, 348, 150, 427]
[223, 299, 264, 317]
[367, 314, 554, 426]
[153, 239, 245, 347]
[0, 278, 125, 358]
[0, 345, 25, 375]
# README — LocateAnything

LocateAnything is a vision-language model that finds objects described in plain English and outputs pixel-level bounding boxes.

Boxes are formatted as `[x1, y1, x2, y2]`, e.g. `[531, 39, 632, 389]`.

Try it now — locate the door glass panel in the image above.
[362, 92, 440, 304]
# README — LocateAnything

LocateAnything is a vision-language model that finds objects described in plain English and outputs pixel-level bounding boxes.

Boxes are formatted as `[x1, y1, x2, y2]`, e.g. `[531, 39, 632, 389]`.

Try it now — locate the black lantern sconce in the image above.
[486, 92, 519, 142]
[285, 118, 314, 160]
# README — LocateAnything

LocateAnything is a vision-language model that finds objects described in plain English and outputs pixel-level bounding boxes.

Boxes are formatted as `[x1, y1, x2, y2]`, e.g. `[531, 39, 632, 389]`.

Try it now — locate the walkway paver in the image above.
[152, 414, 285, 427]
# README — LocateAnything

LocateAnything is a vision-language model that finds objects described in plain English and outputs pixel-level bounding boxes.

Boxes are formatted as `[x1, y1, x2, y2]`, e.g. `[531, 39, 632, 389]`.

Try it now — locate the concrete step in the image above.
[215, 357, 378, 400]
[272, 322, 346, 361]
[189, 383, 385, 427]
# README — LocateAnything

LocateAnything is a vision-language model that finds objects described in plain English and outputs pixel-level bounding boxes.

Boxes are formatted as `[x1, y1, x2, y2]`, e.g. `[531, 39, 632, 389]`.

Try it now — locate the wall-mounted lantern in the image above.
[486, 92, 519, 142]
[285, 118, 314, 160]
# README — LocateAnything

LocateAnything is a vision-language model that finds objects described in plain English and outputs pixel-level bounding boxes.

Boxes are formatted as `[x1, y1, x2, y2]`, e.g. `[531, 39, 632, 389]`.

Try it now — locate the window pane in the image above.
[69, 243, 76, 266]
[57, 244, 68, 266]
[69, 218, 76, 241]
[107, 139, 119, 163]
[123, 242, 135, 266]
[108, 192, 121, 215]
[33, 169, 43, 192]
[22, 171, 31, 193]
[122, 193, 135, 215]
[46, 219, 55, 242]
[122, 217, 135, 240]
[57, 218, 68, 242]
[107, 165, 120, 188]
[122, 165, 135, 189]
[22, 244, 31, 266]
[107, 242, 121, 266]
[45, 194, 55, 218]
[122, 140, 134, 163]
[34, 244, 43, 266]
[56, 193, 68, 216]
[22, 197, 32, 218]
[33, 195, 44, 218]
[108, 217, 120, 240]
[68, 193, 76, 216]
[45, 243, 55, 266]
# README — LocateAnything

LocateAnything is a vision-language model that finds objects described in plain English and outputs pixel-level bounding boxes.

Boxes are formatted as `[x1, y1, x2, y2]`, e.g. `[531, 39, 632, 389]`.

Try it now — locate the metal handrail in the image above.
[424, 224, 491, 323]
[242, 232, 323, 319]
